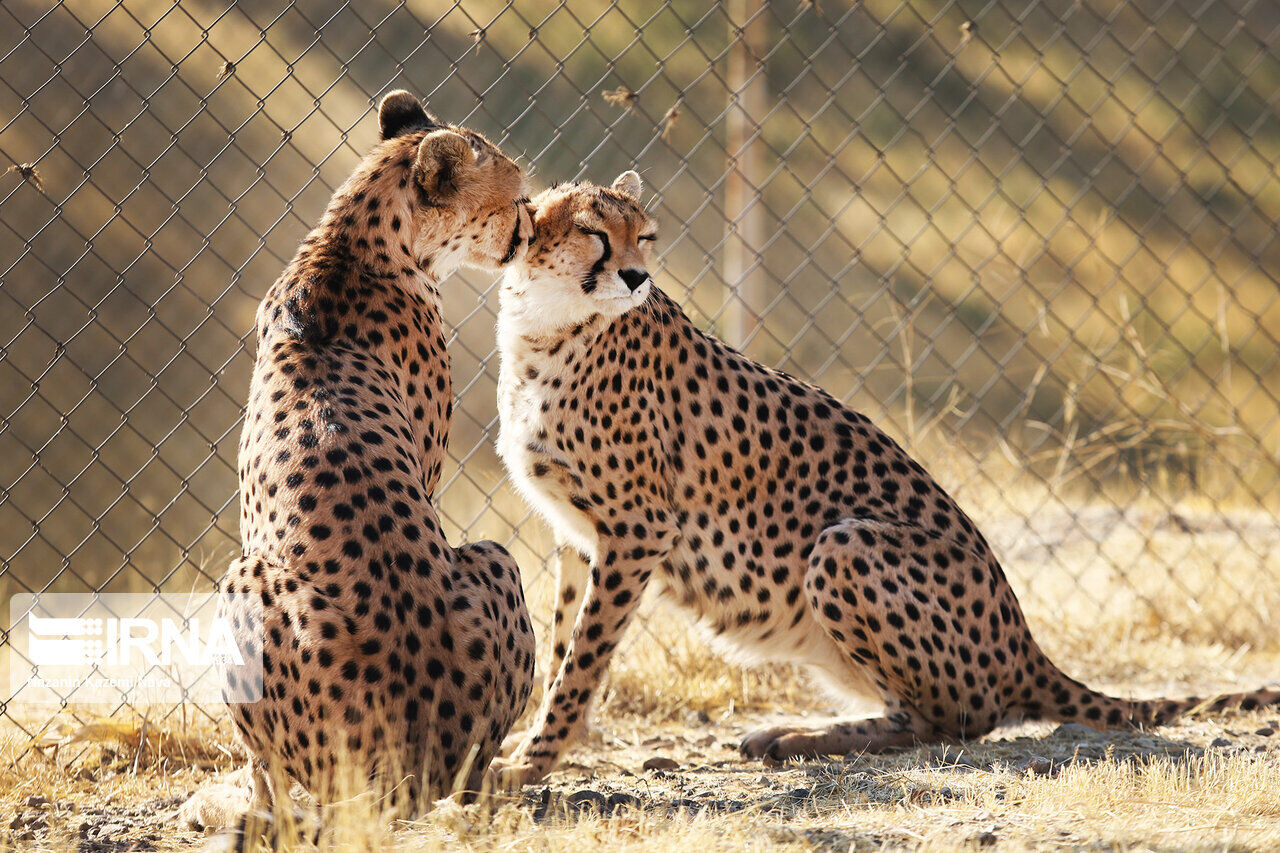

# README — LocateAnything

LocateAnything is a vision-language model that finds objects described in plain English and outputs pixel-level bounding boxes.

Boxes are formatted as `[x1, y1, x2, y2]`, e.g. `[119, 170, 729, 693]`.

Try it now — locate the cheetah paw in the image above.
[177, 778, 255, 832]
[486, 756, 546, 791]
[739, 725, 824, 761]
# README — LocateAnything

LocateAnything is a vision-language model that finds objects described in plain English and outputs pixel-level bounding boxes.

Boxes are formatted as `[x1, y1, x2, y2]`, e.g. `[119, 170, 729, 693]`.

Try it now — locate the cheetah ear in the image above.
[378, 90, 438, 140]
[414, 130, 476, 200]
[611, 170, 642, 199]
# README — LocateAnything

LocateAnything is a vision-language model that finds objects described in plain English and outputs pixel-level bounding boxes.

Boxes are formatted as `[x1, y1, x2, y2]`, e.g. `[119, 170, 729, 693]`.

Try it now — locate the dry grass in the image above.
[5, 495, 1280, 852]
[7, 698, 1280, 851]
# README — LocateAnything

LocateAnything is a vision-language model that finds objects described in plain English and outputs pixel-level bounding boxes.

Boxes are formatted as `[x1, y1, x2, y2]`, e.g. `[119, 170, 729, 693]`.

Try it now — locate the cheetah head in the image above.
[501, 171, 657, 335]
[377, 90, 533, 274]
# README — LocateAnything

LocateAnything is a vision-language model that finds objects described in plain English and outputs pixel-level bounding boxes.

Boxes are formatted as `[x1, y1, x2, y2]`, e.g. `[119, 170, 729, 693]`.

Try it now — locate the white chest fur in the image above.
[496, 321, 600, 559]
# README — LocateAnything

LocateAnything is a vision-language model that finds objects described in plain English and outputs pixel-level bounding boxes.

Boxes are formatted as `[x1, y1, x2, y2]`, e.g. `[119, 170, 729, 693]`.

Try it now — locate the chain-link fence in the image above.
[3, 0, 1280, 739]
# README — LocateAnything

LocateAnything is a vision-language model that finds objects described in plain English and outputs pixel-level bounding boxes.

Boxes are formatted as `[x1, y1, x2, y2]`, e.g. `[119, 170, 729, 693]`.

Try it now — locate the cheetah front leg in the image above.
[493, 526, 676, 787]
[546, 543, 591, 693]
[501, 542, 589, 756]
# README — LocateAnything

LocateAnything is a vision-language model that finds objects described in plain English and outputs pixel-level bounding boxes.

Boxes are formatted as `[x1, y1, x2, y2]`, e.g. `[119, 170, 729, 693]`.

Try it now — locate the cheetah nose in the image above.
[619, 268, 650, 292]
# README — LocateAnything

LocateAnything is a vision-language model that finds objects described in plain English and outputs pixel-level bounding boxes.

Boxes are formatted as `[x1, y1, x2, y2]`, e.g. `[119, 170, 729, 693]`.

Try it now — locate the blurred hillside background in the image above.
[2, 0, 1280, 721]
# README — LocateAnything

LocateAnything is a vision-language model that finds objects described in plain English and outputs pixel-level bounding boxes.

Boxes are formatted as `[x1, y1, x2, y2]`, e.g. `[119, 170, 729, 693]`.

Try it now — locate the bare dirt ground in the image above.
[6, 704, 1280, 852]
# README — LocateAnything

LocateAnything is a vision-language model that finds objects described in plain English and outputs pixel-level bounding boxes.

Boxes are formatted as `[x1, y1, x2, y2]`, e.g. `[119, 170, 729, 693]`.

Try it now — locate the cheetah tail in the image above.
[1125, 687, 1280, 726]
[1045, 676, 1280, 728]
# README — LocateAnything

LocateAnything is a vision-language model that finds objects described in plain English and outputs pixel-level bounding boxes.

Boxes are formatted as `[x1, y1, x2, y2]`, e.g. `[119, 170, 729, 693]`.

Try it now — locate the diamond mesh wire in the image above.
[3, 0, 1280, 743]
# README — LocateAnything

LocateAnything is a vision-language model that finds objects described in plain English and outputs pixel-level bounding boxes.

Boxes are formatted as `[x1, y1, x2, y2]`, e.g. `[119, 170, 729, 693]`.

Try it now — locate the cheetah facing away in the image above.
[491, 170, 1280, 785]
[181, 92, 536, 828]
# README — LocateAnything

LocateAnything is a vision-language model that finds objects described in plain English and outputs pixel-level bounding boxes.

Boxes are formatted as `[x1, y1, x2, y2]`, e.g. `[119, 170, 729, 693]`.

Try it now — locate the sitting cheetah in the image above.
[181, 92, 536, 829]
[491, 170, 1280, 784]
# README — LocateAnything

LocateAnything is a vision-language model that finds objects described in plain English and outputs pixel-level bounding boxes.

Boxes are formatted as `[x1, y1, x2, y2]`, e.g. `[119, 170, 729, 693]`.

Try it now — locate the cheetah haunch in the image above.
[181, 92, 536, 830]
[491, 171, 1280, 785]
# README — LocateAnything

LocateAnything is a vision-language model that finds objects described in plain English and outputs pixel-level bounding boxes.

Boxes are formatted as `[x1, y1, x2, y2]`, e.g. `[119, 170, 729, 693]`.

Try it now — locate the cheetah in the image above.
[180, 91, 536, 830]
[490, 170, 1280, 784]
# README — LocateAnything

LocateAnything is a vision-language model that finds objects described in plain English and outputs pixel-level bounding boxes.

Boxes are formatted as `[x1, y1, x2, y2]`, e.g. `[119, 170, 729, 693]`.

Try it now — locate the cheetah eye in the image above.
[576, 225, 607, 241]
[638, 234, 657, 243]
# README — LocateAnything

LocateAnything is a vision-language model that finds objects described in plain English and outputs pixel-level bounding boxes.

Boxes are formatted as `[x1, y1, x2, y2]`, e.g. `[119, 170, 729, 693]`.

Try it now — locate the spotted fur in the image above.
[491, 172, 1280, 784]
[181, 92, 536, 829]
